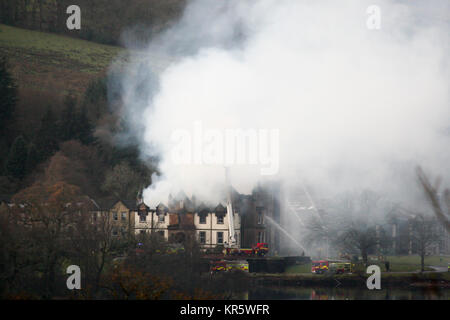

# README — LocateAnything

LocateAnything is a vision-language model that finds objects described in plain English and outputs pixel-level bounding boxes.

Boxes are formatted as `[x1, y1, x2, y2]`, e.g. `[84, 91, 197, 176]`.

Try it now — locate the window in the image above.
[112, 228, 118, 236]
[217, 232, 223, 244]
[217, 215, 224, 224]
[258, 231, 265, 243]
[199, 214, 207, 224]
[121, 212, 127, 221]
[139, 214, 146, 222]
[199, 231, 206, 244]
[157, 231, 164, 238]
[158, 214, 165, 223]
[257, 207, 264, 225]
[113, 211, 118, 221]
[139, 230, 146, 235]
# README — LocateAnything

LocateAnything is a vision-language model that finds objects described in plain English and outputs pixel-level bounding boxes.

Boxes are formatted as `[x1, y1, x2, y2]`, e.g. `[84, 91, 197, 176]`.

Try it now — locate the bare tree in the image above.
[417, 166, 450, 234]
[0, 203, 38, 297]
[10, 181, 85, 298]
[66, 207, 120, 298]
[302, 212, 339, 258]
[410, 214, 440, 272]
[338, 223, 378, 266]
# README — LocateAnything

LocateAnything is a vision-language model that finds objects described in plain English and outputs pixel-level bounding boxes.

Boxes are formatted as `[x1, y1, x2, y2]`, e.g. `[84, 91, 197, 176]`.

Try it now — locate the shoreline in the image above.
[248, 272, 450, 288]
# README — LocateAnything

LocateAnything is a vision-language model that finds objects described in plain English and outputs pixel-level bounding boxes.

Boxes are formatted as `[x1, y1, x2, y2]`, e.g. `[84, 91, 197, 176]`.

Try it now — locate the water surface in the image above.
[244, 286, 449, 300]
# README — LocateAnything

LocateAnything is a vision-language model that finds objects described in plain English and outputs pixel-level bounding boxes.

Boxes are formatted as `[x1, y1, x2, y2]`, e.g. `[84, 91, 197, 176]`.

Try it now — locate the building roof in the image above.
[196, 202, 211, 214]
[156, 203, 169, 213]
[95, 197, 138, 211]
[215, 203, 226, 213]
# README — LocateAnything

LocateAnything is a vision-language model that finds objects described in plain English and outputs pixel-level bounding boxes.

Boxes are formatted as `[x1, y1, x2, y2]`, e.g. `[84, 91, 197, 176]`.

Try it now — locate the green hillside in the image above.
[0, 24, 122, 94]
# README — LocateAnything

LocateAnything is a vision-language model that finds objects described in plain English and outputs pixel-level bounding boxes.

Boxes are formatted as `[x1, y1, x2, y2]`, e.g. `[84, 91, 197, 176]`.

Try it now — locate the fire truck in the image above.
[311, 260, 352, 274]
[210, 260, 249, 273]
[225, 243, 269, 257]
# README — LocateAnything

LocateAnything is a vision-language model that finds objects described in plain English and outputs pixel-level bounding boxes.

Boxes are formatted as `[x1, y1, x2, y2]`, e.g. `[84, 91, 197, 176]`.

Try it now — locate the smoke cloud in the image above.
[112, 0, 450, 209]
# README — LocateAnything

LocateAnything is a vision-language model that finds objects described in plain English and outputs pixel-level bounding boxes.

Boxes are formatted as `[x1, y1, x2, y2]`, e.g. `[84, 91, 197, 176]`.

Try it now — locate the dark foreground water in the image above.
[242, 286, 450, 300]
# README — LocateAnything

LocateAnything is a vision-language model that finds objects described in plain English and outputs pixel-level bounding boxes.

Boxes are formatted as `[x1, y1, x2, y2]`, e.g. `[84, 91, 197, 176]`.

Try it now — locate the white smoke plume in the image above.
[112, 0, 450, 208]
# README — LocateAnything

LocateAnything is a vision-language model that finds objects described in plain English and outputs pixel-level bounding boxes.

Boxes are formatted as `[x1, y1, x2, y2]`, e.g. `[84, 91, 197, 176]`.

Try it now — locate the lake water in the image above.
[243, 286, 450, 300]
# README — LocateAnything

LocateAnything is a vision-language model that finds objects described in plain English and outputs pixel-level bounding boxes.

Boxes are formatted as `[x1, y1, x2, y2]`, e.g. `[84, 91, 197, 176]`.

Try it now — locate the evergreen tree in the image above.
[36, 106, 60, 162]
[0, 56, 17, 140]
[5, 136, 28, 180]
[83, 77, 108, 122]
[25, 143, 39, 175]
[58, 94, 78, 142]
[76, 105, 95, 145]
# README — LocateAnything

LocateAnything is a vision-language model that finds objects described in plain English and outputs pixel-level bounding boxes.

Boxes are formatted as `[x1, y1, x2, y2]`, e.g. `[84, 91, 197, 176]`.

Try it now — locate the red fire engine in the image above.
[225, 243, 269, 257]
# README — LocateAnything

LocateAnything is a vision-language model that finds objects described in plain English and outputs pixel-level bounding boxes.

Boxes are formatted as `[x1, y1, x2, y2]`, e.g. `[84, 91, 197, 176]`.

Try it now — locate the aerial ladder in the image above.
[225, 167, 237, 248]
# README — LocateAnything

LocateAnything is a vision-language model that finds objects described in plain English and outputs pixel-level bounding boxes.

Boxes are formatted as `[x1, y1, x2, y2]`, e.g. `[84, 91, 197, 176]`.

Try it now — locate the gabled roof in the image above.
[95, 197, 138, 211]
[168, 191, 196, 212]
[121, 199, 138, 211]
[137, 202, 150, 211]
[156, 203, 169, 213]
[215, 203, 226, 213]
[183, 197, 195, 212]
[95, 197, 118, 210]
[196, 202, 211, 214]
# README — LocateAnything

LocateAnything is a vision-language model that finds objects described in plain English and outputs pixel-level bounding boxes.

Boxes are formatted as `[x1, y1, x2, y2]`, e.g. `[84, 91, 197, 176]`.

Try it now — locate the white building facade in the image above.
[134, 202, 241, 251]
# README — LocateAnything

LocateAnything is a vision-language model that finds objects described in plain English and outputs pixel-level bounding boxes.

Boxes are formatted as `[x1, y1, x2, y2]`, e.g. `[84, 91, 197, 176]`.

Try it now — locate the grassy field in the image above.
[285, 255, 450, 274]
[0, 24, 122, 94]
[285, 263, 312, 274]
[385, 255, 450, 267]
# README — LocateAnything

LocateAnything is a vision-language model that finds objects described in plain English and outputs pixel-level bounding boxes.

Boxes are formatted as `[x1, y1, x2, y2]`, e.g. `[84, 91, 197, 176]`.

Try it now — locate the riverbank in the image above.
[285, 255, 450, 273]
[249, 272, 450, 288]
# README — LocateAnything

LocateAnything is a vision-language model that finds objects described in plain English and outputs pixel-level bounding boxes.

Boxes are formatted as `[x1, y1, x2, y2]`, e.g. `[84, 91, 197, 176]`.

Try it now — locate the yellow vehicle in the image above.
[311, 260, 330, 274]
[312, 260, 352, 274]
[329, 262, 352, 274]
[210, 260, 249, 273]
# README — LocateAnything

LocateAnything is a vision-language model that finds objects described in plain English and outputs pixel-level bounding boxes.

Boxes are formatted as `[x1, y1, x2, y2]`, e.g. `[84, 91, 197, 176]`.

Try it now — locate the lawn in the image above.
[0, 24, 122, 94]
[285, 263, 311, 274]
[385, 255, 450, 267]
[380, 255, 450, 272]
[0, 24, 121, 71]
[0, 24, 175, 96]
[285, 255, 450, 274]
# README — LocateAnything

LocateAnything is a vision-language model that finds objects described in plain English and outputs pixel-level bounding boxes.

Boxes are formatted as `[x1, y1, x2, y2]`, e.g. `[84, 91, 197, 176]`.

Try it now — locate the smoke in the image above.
[111, 0, 450, 208]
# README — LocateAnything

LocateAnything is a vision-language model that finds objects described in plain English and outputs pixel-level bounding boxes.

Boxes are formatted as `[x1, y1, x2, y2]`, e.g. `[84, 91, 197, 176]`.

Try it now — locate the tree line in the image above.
[0, 55, 155, 200]
[303, 190, 445, 273]
[0, 0, 186, 46]
[0, 180, 248, 299]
